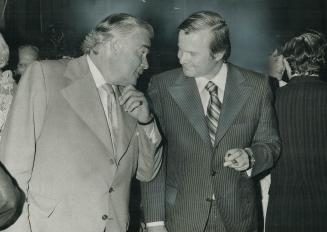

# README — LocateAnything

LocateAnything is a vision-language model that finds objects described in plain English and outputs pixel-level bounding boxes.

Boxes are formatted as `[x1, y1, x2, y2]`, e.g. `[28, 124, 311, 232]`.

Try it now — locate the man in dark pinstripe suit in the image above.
[141, 11, 280, 232]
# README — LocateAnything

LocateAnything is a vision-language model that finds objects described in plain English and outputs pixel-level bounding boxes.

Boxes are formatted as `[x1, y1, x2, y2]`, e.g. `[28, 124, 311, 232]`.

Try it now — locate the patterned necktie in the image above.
[205, 81, 222, 145]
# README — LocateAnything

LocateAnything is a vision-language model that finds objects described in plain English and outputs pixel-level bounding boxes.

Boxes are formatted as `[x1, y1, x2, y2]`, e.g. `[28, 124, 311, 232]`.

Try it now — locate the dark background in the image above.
[0, 0, 326, 231]
[1, 0, 327, 77]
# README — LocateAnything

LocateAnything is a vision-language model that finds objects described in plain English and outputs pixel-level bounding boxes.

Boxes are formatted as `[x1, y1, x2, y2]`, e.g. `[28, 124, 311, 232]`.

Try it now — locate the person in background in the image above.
[16, 45, 39, 77]
[265, 30, 327, 232]
[258, 47, 291, 232]
[0, 34, 16, 139]
[141, 11, 280, 232]
[0, 13, 162, 232]
[0, 32, 24, 229]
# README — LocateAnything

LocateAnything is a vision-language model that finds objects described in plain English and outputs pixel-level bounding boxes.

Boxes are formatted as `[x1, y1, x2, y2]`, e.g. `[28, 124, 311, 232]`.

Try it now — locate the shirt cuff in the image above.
[245, 147, 255, 177]
[140, 120, 159, 144]
[146, 221, 165, 227]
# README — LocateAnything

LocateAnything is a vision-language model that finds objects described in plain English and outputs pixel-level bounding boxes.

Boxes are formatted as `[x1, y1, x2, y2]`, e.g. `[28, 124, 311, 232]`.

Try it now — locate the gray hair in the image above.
[81, 13, 154, 54]
[178, 11, 231, 61]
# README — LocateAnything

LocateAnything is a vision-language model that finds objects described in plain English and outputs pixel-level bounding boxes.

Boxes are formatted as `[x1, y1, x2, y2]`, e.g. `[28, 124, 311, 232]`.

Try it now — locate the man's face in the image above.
[178, 30, 223, 79]
[17, 52, 37, 75]
[100, 29, 151, 86]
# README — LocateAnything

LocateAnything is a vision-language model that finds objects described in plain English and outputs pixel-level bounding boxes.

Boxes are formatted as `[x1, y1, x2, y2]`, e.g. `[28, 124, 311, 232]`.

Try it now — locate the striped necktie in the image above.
[205, 81, 222, 145]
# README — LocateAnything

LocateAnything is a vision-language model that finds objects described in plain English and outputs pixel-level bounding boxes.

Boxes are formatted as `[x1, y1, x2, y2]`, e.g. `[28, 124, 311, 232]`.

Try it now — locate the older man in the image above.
[141, 11, 280, 232]
[0, 13, 162, 232]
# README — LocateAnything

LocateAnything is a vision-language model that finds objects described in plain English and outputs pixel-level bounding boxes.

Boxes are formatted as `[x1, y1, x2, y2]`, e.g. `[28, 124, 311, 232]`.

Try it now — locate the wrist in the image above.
[138, 114, 154, 125]
[244, 148, 255, 169]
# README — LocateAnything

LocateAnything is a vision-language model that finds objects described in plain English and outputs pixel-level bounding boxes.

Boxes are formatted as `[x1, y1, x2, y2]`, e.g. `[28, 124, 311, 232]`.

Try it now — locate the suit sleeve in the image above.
[135, 119, 162, 182]
[140, 77, 166, 223]
[0, 61, 47, 232]
[250, 76, 280, 177]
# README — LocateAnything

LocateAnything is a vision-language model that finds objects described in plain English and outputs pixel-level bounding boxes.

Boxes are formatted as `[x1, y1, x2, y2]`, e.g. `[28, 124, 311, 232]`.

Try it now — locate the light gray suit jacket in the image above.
[141, 64, 280, 232]
[0, 56, 162, 232]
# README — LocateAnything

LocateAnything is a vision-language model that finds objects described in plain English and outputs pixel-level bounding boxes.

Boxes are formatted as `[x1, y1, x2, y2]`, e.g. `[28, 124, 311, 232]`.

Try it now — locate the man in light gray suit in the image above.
[0, 13, 162, 232]
[141, 11, 280, 232]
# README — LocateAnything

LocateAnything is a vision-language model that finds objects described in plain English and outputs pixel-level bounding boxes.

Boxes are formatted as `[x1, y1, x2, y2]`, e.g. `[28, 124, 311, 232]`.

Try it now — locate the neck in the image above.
[202, 61, 224, 80]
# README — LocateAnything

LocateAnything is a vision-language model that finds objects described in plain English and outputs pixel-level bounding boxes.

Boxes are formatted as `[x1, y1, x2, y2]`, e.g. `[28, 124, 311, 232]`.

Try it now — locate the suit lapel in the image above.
[168, 73, 211, 147]
[214, 64, 253, 146]
[115, 86, 137, 163]
[61, 56, 114, 157]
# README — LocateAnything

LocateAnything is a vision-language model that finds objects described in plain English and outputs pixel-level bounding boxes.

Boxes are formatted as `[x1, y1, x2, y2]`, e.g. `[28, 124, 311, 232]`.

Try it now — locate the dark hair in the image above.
[82, 13, 154, 54]
[281, 30, 327, 76]
[178, 11, 231, 61]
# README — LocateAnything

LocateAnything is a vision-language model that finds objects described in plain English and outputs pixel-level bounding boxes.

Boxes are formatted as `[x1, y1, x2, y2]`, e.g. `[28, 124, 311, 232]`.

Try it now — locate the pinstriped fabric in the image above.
[266, 76, 327, 232]
[141, 64, 280, 232]
[205, 81, 222, 145]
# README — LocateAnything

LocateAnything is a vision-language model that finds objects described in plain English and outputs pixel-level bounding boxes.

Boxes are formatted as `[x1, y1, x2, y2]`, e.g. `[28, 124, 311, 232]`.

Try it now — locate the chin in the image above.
[182, 69, 196, 78]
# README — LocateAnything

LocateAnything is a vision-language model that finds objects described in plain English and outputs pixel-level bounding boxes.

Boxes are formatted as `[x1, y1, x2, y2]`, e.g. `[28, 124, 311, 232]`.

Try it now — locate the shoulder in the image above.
[230, 63, 266, 81]
[18, 59, 71, 92]
[229, 63, 269, 92]
[37, 59, 70, 76]
[150, 68, 183, 87]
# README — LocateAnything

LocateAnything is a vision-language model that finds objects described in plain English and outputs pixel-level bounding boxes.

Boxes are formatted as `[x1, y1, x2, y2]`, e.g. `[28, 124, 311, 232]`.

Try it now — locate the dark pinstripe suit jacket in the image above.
[266, 76, 327, 232]
[141, 64, 280, 232]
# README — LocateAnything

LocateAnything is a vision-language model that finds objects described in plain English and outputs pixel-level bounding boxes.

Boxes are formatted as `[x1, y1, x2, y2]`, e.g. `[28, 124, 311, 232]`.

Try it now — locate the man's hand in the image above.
[268, 49, 285, 80]
[146, 225, 168, 232]
[119, 85, 151, 123]
[223, 148, 250, 171]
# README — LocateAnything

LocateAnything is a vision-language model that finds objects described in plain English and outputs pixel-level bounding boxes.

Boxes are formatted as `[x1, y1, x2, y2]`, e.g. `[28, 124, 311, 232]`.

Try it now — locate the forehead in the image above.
[178, 30, 211, 51]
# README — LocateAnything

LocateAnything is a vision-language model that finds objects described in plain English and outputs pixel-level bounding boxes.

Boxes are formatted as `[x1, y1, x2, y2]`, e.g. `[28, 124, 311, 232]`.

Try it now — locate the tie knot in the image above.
[205, 81, 218, 95]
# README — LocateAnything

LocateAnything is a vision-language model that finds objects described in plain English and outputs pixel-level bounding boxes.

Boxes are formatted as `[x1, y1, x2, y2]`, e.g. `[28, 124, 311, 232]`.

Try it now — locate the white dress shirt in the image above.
[195, 63, 227, 114]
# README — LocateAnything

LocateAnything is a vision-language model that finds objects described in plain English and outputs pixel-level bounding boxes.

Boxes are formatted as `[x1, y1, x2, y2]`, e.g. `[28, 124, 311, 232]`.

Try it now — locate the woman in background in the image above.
[265, 31, 327, 232]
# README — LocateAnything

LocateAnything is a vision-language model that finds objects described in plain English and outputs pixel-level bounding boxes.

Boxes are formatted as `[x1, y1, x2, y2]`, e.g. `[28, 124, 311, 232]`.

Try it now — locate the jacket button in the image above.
[109, 187, 114, 193]
[211, 171, 217, 176]
[102, 214, 108, 220]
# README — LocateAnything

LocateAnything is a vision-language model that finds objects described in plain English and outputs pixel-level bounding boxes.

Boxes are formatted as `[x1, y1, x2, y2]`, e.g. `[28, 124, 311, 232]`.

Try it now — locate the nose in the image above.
[178, 50, 189, 64]
[142, 55, 149, 70]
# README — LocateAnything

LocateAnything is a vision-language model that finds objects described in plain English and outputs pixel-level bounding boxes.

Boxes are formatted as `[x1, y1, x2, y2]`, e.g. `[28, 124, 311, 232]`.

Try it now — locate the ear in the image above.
[283, 58, 292, 78]
[213, 51, 225, 61]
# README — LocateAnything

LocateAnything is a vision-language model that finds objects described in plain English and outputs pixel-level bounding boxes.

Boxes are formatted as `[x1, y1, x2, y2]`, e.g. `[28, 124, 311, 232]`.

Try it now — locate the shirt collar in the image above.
[195, 63, 228, 93]
[86, 55, 106, 88]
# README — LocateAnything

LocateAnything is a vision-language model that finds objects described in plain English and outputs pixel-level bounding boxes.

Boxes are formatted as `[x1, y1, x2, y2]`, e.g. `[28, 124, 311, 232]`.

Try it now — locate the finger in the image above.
[119, 89, 144, 105]
[125, 100, 142, 112]
[234, 165, 248, 171]
[225, 150, 242, 161]
[123, 96, 145, 112]
[121, 85, 136, 95]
